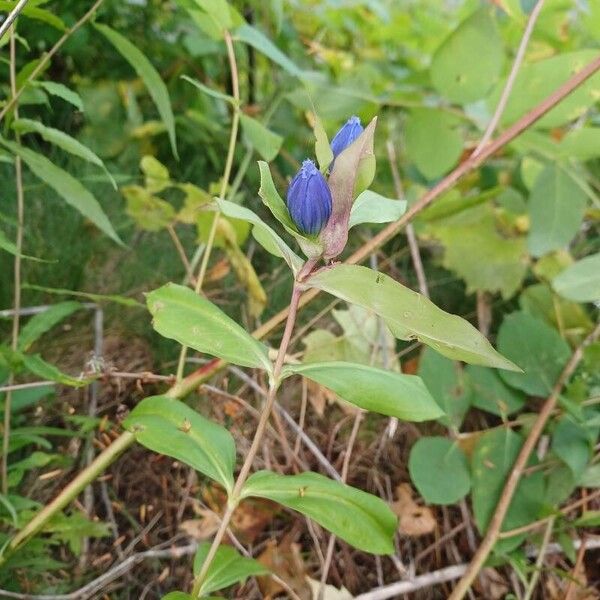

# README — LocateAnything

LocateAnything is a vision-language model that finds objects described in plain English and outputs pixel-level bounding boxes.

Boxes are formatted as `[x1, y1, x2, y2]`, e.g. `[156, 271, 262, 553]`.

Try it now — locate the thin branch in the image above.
[472, 0, 546, 157]
[522, 516, 555, 600]
[175, 29, 240, 381]
[448, 322, 600, 600]
[167, 224, 194, 282]
[2, 24, 25, 496]
[0, 0, 28, 43]
[386, 140, 429, 297]
[0, 0, 105, 124]
[353, 538, 600, 600]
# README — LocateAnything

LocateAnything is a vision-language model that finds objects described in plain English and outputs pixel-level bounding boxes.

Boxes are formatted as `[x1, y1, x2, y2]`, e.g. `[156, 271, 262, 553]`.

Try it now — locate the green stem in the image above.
[190, 259, 316, 598]
[175, 30, 240, 382]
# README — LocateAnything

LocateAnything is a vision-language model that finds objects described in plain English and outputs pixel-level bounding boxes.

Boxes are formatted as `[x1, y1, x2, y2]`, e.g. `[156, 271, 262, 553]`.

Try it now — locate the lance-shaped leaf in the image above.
[214, 199, 304, 274]
[240, 471, 396, 554]
[193, 543, 269, 596]
[313, 115, 334, 172]
[18, 301, 82, 352]
[257, 161, 323, 258]
[283, 361, 443, 421]
[12, 118, 116, 188]
[320, 118, 377, 259]
[307, 264, 520, 371]
[147, 283, 272, 371]
[123, 396, 236, 494]
[94, 23, 178, 158]
[0, 138, 122, 245]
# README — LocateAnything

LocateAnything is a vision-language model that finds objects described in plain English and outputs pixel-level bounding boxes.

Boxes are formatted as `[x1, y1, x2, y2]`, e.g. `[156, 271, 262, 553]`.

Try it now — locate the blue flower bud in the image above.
[330, 115, 364, 158]
[286, 159, 332, 235]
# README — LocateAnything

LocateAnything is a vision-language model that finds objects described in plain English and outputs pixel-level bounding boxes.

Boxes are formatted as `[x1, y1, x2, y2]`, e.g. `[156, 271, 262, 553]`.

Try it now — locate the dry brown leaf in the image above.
[179, 508, 220, 540]
[257, 539, 311, 599]
[391, 483, 436, 537]
[230, 498, 276, 544]
[306, 577, 354, 599]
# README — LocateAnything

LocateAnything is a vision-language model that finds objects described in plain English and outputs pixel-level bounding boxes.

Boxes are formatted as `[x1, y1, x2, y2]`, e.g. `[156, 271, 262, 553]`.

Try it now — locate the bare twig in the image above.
[472, 0, 546, 157]
[449, 322, 600, 599]
[175, 29, 241, 382]
[522, 516, 555, 600]
[0, 0, 105, 124]
[2, 24, 25, 496]
[386, 140, 429, 298]
[167, 224, 194, 282]
[353, 538, 600, 600]
[0, 0, 27, 43]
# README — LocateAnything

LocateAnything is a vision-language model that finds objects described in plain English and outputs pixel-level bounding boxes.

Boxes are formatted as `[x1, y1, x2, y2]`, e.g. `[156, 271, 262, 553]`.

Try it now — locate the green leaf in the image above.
[22, 284, 141, 307]
[0, 138, 121, 245]
[404, 109, 462, 179]
[431, 7, 504, 104]
[497, 311, 571, 396]
[427, 204, 528, 299]
[409, 437, 471, 505]
[122, 186, 175, 232]
[240, 114, 283, 161]
[193, 0, 232, 31]
[18, 302, 82, 352]
[35, 81, 84, 112]
[241, 471, 396, 554]
[235, 24, 304, 78]
[552, 416, 591, 479]
[193, 543, 268, 595]
[214, 199, 303, 274]
[161, 594, 192, 600]
[466, 365, 525, 417]
[558, 128, 600, 161]
[283, 361, 443, 421]
[552, 253, 600, 303]
[21, 354, 89, 388]
[94, 23, 178, 158]
[348, 191, 406, 229]
[313, 115, 334, 173]
[140, 155, 171, 193]
[181, 74, 235, 104]
[418, 347, 470, 429]
[579, 464, 600, 488]
[123, 396, 236, 494]
[528, 165, 587, 257]
[257, 161, 323, 258]
[472, 428, 544, 539]
[0, 229, 44, 262]
[308, 264, 519, 371]
[12, 118, 116, 188]
[146, 283, 272, 371]
[491, 50, 600, 129]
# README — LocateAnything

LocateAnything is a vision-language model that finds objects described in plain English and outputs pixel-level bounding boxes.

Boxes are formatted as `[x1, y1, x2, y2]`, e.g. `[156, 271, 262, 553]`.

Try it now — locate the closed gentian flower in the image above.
[330, 115, 363, 158]
[286, 159, 332, 235]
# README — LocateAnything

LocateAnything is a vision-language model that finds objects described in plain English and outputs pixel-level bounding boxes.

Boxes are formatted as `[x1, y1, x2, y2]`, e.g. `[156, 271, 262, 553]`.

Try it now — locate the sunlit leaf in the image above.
[147, 283, 272, 371]
[308, 264, 520, 371]
[283, 361, 443, 421]
[348, 190, 406, 229]
[241, 470, 396, 554]
[552, 253, 600, 303]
